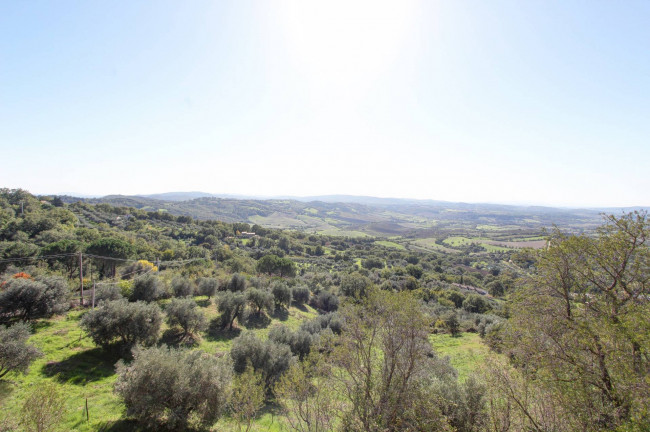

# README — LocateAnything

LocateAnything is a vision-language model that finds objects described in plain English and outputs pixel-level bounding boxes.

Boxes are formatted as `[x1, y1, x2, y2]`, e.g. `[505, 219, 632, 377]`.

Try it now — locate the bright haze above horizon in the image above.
[1, 1, 648, 208]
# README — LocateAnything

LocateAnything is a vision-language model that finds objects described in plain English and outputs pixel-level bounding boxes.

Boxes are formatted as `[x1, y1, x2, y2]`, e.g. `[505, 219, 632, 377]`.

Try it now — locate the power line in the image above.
[0, 253, 78, 264]
[0, 252, 209, 266]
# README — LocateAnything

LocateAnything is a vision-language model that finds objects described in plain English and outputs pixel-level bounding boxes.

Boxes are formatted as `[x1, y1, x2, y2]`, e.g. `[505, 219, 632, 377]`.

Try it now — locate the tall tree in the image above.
[501, 212, 650, 431]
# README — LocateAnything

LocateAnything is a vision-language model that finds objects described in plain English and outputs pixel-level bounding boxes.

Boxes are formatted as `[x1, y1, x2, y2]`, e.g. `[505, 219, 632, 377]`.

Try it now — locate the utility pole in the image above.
[91, 261, 95, 309]
[79, 252, 84, 306]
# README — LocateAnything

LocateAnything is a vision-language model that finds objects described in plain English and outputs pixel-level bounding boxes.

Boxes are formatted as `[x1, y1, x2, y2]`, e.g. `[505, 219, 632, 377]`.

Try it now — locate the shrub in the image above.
[291, 286, 310, 307]
[230, 332, 294, 390]
[444, 311, 460, 336]
[171, 277, 193, 298]
[197, 277, 218, 298]
[0, 323, 42, 379]
[230, 366, 265, 432]
[115, 346, 232, 430]
[269, 325, 314, 360]
[462, 294, 490, 314]
[94, 285, 123, 303]
[311, 290, 339, 312]
[130, 274, 163, 303]
[165, 298, 206, 337]
[405, 264, 423, 279]
[80, 299, 162, 350]
[339, 273, 372, 299]
[300, 312, 342, 335]
[19, 381, 65, 432]
[0, 276, 68, 322]
[361, 257, 384, 270]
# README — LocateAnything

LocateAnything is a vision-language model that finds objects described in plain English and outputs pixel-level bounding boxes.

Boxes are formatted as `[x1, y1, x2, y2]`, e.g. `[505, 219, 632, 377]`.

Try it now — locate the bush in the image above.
[171, 277, 193, 298]
[291, 286, 310, 307]
[245, 288, 274, 314]
[271, 283, 292, 309]
[230, 332, 294, 390]
[197, 277, 218, 298]
[339, 273, 372, 299]
[94, 285, 123, 303]
[165, 298, 206, 337]
[130, 274, 163, 302]
[442, 290, 465, 308]
[115, 346, 233, 430]
[0, 276, 68, 322]
[444, 311, 460, 336]
[300, 312, 342, 335]
[361, 257, 384, 270]
[218, 292, 246, 330]
[269, 325, 314, 359]
[311, 290, 339, 312]
[462, 294, 490, 314]
[230, 366, 265, 431]
[19, 381, 65, 432]
[405, 264, 423, 279]
[0, 323, 42, 379]
[80, 299, 161, 350]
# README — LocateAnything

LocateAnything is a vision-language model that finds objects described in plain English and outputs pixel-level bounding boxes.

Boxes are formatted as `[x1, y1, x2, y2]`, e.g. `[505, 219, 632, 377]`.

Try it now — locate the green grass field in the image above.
[0, 300, 319, 431]
[374, 240, 406, 250]
[430, 332, 490, 381]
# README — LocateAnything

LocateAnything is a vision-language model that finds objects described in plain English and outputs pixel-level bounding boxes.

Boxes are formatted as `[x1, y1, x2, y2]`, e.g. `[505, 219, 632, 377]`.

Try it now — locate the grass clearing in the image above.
[374, 240, 405, 250]
[430, 332, 490, 381]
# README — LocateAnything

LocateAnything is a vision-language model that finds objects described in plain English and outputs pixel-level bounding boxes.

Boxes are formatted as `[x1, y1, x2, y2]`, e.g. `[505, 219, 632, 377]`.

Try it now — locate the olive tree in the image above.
[230, 332, 294, 391]
[0, 276, 68, 322]
[80, 299, 161, 350]
[115, 346, 233, 430]
[291, 286, 310, 307]
[171, 277, 193, 298]
[129, 274, 164, 303]
[272, 283, 292, 309]
[218, 292, 247, 330]
[197, 277, 218, 299]
[165, 298, 206, 338]
[226, 273, 247, 292]
[246, 288, 274, 315]
[0, 323, 42, 379]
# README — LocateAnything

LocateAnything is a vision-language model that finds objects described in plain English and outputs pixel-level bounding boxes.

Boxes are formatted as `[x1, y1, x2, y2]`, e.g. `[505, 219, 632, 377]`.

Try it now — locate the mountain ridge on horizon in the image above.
[124, 191, 646, 212]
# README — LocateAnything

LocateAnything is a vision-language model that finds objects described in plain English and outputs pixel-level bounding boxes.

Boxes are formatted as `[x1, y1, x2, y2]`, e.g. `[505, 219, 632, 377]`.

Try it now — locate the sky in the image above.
[1, 1, 649, 207]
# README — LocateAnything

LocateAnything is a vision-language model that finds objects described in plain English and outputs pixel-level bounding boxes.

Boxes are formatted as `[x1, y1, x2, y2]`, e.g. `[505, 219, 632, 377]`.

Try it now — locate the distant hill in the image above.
[138, 191, 216, 201]
[59, 193, 612, 239]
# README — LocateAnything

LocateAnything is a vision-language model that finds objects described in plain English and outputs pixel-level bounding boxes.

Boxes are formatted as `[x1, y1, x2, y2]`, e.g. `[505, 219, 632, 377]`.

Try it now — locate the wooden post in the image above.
[85, 398, 89, 421]
[79, 252, 84, 306]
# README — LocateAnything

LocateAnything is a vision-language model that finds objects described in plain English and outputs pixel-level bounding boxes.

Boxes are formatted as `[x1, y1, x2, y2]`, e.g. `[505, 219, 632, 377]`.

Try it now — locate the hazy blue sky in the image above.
[1, 1, 648, 207]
